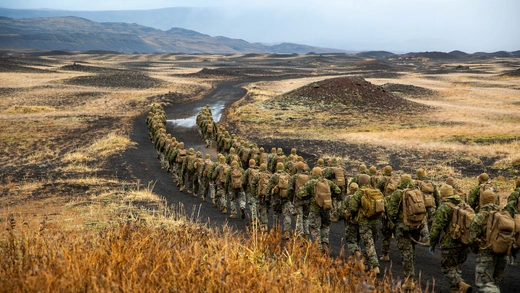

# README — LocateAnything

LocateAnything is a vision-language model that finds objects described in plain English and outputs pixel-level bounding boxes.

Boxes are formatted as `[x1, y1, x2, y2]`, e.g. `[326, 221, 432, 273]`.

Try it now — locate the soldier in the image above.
[299, 167, 341, 253]
[315, 158, 325, 169]
[226, 147, 241, 167]
[445, 177, 466, 202]
[266, 147, 277, 170]
[323, 158, 348, 222]
[251, 163, 272, 232]
[467, 173, 493, 213]
[244, 159, 260, 225]
[224, 160, 246, 219]
[287, 148, 298, 163]
[198, 154, 214, 202]
[180, 148, 197, 193]
[171, 142, 187, 186]
[349, 164, 368, 187]
[416, 168, 438, 242]
[211, 156, 230, 214]
[376, 165, 398, 261]
[340, 182, 363, 261]
[288, 161, 311, 238]
[368, 165, 379, 188]
[269, 148, 286, 174]
[386, 174, 423, 290]
[256, 147, 268, 167]
[348, 174, 383, 274]
[267, 162, 293, 238]
[469, 190, 509, 293]
[429, 184, 472, 293]
[504, 176, 520, 265]
[190, 152, 205, 197]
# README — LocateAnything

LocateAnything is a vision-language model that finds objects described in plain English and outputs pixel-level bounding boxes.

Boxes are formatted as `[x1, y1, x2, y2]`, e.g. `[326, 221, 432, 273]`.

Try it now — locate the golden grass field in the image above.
[0, 52, 518, 292]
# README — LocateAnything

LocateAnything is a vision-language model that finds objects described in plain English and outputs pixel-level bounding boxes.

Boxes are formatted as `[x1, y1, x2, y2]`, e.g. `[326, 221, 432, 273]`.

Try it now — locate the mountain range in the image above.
[0, 14, 346, 54]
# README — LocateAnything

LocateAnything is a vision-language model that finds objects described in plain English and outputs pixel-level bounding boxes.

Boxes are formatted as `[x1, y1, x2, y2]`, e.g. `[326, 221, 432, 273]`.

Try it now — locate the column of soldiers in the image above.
[148, 104, 519, 293]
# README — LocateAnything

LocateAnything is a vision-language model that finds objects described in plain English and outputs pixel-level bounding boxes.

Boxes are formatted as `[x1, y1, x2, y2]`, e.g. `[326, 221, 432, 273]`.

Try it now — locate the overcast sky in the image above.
[1, 0, 519, 53]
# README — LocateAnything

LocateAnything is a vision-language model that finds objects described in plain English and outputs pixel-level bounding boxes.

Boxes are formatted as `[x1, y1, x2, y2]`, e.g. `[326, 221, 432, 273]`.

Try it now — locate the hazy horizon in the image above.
[1, 0, 519, 53]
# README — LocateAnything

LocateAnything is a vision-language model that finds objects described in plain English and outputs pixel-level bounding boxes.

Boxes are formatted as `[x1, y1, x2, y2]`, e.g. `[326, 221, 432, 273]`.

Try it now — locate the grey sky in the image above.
[1, 0, 519, 53]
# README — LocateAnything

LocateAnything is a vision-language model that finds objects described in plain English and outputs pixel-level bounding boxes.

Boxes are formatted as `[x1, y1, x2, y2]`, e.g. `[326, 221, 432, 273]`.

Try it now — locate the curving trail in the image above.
[124, 80, 519, 293]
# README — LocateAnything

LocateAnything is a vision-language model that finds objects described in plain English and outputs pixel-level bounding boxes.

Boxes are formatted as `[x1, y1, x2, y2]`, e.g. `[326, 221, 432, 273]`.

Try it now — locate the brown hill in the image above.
[270, 76, 430, 113]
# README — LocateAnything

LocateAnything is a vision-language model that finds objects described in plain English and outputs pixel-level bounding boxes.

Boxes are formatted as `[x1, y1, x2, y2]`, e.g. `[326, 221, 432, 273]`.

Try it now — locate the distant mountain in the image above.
[0, 16, 345, 54]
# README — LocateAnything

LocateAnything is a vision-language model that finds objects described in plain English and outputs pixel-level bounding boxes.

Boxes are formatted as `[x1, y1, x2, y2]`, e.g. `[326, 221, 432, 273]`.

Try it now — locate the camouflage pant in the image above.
[272, 197, 292, 233]
[395, 225, 422, 280]
[248, 194, 258, 223]
[159, 153, 168, 170]
[332, 192, 345, 219]
[228, 190, 246, 216]
[294, 198, 310, 237]
[475, 254, 508, 292]
[199, 177, 209, 199]
[440, 247, 469, 290]
[257, 200, 269, 229]
[420, 207, 434, 239]
[345, 221, 360, 256]
[360, 223, 379, 268]
[381, 217, 393, 255]
[309, 209, 331, 245]
[183, 171, 194, 191]
[173, 163, 183, 184]
[215, 184, 227, 211]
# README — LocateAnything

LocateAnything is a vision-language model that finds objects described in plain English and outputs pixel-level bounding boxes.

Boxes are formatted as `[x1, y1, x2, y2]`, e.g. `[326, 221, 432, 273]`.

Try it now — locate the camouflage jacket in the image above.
[250, 170, 272, 200]
[467, 185, 481, 213]
[504, 187, 520, 217]
[348, 185, 383, 225]
[266, 171, 290, 199]
[386, 181, 421, 231]
[299, 176, 341, 212]
[340, 192, 358, 225]
[322, 166, 348, 189]
[224, 166, 245, 192]
[287, 171, 311, 200]
[429, 195, 465, 249]
[243, 166, 259, 194]
[468, 203, 500, 257]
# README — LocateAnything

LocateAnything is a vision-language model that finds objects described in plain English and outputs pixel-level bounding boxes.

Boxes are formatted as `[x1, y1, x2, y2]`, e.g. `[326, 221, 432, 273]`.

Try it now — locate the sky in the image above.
[1, 0, 519, 53]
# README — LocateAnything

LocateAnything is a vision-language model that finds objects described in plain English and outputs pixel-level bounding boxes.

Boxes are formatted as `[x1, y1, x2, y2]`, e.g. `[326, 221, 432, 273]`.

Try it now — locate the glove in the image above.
[428, 246, 435, 256]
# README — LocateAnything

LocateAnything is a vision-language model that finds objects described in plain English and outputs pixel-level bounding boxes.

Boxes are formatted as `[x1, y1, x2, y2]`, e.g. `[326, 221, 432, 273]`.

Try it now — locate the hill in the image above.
[0, 16, 345, 54]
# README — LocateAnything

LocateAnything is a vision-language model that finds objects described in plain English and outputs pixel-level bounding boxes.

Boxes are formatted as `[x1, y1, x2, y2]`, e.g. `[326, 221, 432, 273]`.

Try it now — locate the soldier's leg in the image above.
[395, 226, 416, 281]
[360, 224, 380, 269]
[441, 248, 465, 291]
[295, 200, 304, 236]
[475, 255, 497, 291]
[258, 202, 269, 231]
[281, 201, 292, 238]
[308, 210, 322, 246]
[249, 195, 258, 225]
[320, 210, 331, 247]
[217, 185, 227, 213]
[192, 176, 200, 196]
[303, 201, 310, 237]
[493, 255, 508, 287]
[272, 197, 281, 231]
[199, 178, 207, 201]
[210, 183, 216, 205]
[346, 223, 361, 256]
[228, 191, 237, 217]
[421, 209, 431, 241]
[238, 191, 246, 219]
[380, 218, 392, 260]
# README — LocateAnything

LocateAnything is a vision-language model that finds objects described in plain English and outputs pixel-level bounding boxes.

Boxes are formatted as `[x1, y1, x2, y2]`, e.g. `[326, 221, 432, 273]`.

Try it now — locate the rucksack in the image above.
[370, 175, 380, 189]
[515, 213, 520, 248]
[203, 161, 214, 178]
[276, 155, 286, 165]
[314, 179, 332, 211]
[259, 153, 268, 165]
[401, 188, 427, 230]
[478, 182, 495, 208]
[257, 172, 271, 199]
[295, 173, 311, 199]
[275, 173, 290, 198]
[218, 164, 230, 184]
[333, 167, 345, 187]
[176, 149, 187, 163]
[360, 188, 385, 219]
[484, 210, 515, 255]
[186, 154, 197, 172]
[194, 158, 205, 173]
[418, 180, 435, 208]
[248, 168, 259, 187]
[230, 168, 243, 189]
[206, 123, 214, 133]
[241, 147, 251, 162]
[383, 176, 399, 197]
[445, 202, 475, 245]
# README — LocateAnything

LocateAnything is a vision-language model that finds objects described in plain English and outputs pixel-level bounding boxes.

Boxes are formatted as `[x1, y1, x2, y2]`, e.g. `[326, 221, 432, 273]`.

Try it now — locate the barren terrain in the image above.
[1, 50, 519, 292]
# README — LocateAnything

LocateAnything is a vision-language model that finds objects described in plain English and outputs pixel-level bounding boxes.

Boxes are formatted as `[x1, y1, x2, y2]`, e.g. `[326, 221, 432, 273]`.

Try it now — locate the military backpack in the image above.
[230, 167, 243, 189]
[274, 173, 290, 198]
[314, 179, 332, 211]
[401, 188, 427, 230]
[257, 172, 271, 200]
[445, 202, 475, 245]
[295, 173, 311, 199]
[241, 147, 251, 162]
[418, 180, 435, 208]
[218, 164, 230, 184]
[360, 187, 385, 219]
[186, 154, 197, 172]
[258, 153, 268, 165]
[176, 149, 187, 163]
[483, 210, 515, 255]
[333, 167, 345, 187]
[202, 161, 214, 178]
[193, 157, 205, 174]
[383, 176, 400, 197]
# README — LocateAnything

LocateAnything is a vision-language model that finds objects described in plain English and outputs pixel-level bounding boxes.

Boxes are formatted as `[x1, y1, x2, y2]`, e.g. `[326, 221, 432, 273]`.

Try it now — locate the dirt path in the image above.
[124, 80, 519, 293]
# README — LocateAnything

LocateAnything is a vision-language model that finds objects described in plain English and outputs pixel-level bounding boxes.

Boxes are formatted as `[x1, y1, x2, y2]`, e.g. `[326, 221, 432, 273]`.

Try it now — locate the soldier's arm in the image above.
[242, 169, 249, 187]
[376, 177, 386, 192]
[287, 176, 296, 194]
[251, 175, 258, 197]
[386, 191, 401, 220]
[505, 191, 520, 216]
[429, 204, 450, 247]
[329, 180, 341, 195]
[468, 213, 485, 245]
[266, 175, 277, 195]
[224, 170, 231, 190]
[299, 181, 312, 199]
[349, 190, 362, 213]
[467, 187, 479, 209]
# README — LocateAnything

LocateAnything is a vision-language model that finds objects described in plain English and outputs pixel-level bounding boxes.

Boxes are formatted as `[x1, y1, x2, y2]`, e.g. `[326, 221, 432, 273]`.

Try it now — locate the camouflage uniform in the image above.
[504, 178, 520, 265]
[467, 173, 491, 213]
[339, 183, 361, 256]
[376, 165, 397, 260]
[211, 156, 230, 213]
[243, 160, 260, 225]
[226, 148, 242, 168]
[189, 152, 205, 197]
[416, 168, 439, 241]
[348, 174, 382, 271]
[267, 163, 293, 237]
[322, 158, 347, 222]
[386, 175, 422, 289]
[198, 155, 214, 201]
[171, 142, 187, 186]
[445, 177, 466, 203]
[469, 191, 508, 293]
[251, 164, 272, 231]
[180, 148, 197, 193]
[299, 168, 341, 252]
[349, 164, 368, 187]
[224, 161, 246, 219]
[269, 148, 286, 173]
[429, 185, 471, 293]
[287, 162, 311, 238]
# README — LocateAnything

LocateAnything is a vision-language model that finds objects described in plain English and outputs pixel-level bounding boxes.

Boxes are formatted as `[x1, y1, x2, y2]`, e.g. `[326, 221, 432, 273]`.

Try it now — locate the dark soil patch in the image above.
[354, 60, 395, 71]
[62, 72, 165, 89]
[381, 83, 437, 98]
[0, 58, 51, 73]
[501, 68, 520, 77]
[60, 63, 125, 74]
[267, 76, 431, 112]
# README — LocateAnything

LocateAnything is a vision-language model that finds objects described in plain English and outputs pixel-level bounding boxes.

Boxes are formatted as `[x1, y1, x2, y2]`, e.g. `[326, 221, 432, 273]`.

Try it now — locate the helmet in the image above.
[205, 154, 211, 159]
[317, 158, 324, 165]
[359, 164, 367, 172]
[369, 166, 377, 175]
[229, 147, 235, 153]
[383, 165, 392, 176]
[400, 174, 412, 184]
[291, 148, 297, 155]
[249, 159, 256, 166]
[349, 183, 359, 193]
[260, 163, 267, 171]
[276, 162, 284, 171]
[416, 168, 426, 179]
[358, 174, 370, 186]
[478, 173, 489, 184]
[219, 156, 226, 163]
[312, 167, 322, 177]
[188, 148, 195, 155]
[297, 162, 305, 171]
[440, 184, 454, 198]
[231, 161, 239, 167]
[481, 190, 497, 206]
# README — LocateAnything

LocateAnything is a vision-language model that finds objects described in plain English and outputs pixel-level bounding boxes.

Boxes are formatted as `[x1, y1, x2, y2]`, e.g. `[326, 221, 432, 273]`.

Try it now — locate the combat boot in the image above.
[229, 213, 237, 219]
[330, 215, 339, 222]
[380, 253, 390, 261]
[283, 231, 290, 240]
[240, 208, 246, 219]
[372, 266, 380, 275]
[321, 243, 329, 253]
[458, 281, 472, 293]
[402, 278, 415, 291]
[179, 185, 184, 192]
[220, 207, 227, 214]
